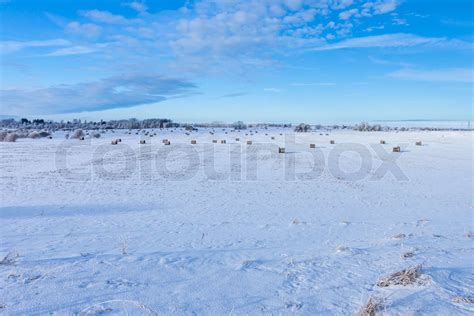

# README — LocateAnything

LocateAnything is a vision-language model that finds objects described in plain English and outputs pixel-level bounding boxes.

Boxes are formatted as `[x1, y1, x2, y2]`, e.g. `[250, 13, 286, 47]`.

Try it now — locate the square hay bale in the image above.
[212, 140, 217, 143]
[393, 146, 401, 152]
[330, 140, 335, 144]
[140, 140, 146, 144]
[416, 141, 422, 146]
[380, 140, 386, 144]
[278, 147, 285, 153]
[191, 140, 197, 144]
[310, 144, 316, 148]
[221, 140, 226, 144]
[235, 138, 240, 141]
[162, 139, 168, 143]
[164, 140, 171, 145]
[111, 140, 118, 145]
[247, 140, 252, 145]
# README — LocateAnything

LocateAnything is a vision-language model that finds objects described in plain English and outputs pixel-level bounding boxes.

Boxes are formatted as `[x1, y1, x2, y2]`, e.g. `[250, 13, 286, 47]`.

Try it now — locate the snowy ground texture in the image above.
[0, 128, 473, 315]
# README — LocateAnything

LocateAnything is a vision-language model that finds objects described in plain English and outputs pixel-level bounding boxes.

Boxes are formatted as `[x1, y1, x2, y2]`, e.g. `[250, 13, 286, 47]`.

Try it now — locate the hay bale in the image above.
[162, 139, 168, 143]
[28, 131, 41, 139]
[212, 140, 217, 143]
[0, 130, 7, 141]
[235, 138, 240, 141]
[393, 146, 401, 152]
[140, 140, 146, 144]
[247, 140, 252, 145]
[221, 140, 226, 144]
[416, 141, 422, 146]
[310, 144, 316, 148]
[71, 129, 84, 139]
[330, 140, 335, 144]
[271, 136, 275, 140]
[191, 140, 197, 144]
[278, 147, 285, 153]
[380, 140, 386, 144]
[38, 130, 50, 137]
[4, 132, 18, 142]
[164, 140, 171, 145]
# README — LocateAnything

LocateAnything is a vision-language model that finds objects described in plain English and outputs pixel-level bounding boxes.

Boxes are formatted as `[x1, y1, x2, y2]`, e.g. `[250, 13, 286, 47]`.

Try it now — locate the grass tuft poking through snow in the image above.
[377, 265, 424, 287]
[357, 296, 382, 316]
[0, 251, 19, 266]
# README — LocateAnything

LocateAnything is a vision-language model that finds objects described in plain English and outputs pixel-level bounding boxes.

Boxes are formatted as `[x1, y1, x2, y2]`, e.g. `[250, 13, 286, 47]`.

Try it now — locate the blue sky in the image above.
[0, 0, 472, 123]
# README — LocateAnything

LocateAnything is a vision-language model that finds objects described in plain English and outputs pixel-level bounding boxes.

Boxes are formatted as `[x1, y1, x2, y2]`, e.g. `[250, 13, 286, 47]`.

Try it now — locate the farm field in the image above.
[0, 128, 472, 315]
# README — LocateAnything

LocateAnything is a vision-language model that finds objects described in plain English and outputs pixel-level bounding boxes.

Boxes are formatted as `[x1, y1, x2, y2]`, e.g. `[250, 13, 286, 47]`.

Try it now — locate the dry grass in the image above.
[377, 265, 423, 287]
[402, 251, 415, 259]
[452, 296, 474, 303]
[392, 233, 406, 240]
[357, 296, 382, 316]
[0, 251, 19, 266]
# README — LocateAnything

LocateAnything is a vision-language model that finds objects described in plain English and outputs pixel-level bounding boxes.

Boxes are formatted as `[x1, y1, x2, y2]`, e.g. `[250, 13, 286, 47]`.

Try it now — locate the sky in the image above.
[0, 0, 473, 123]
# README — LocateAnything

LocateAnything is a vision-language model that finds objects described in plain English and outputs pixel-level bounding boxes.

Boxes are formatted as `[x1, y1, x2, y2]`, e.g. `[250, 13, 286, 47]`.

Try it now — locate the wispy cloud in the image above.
[311, 33, 471, 51]
[218, 92, 249, 99]
[388, 68, 473, 83]
[291, 82, 336, 86]
[0, 74, 197, 115]
[264, 88, 284, 93]
[46, 45, 97, 56]
[0, 39, 70, 54]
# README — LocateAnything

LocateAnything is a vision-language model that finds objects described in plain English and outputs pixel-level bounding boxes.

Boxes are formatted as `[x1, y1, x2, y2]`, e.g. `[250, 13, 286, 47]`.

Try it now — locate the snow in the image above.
[0, 128, 472, 314]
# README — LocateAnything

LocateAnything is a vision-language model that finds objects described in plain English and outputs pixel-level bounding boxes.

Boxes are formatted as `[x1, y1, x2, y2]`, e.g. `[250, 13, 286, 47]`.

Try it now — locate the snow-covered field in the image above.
[0, 128, 472, 315]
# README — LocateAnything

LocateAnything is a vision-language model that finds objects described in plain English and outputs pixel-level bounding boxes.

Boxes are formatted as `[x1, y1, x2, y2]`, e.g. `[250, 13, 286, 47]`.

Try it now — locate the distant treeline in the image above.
[0, 118, 470, 131]
[0, 118, 291, 131]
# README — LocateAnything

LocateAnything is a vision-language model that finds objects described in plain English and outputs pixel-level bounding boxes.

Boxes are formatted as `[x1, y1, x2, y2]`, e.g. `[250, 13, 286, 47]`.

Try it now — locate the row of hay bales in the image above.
[0, 129, 52, 142]
[108, 135, 423, 153]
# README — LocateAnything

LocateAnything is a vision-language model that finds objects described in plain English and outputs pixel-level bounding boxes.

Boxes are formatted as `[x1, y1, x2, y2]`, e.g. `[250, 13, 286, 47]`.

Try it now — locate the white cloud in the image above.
[66, 22, 102, 38]
[373, 0, 398, 14]
[388, 68, 473, 83]
[80, 10, 132, 24]
[339, 8, 358, 20]
[125, 1, 148, 13]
